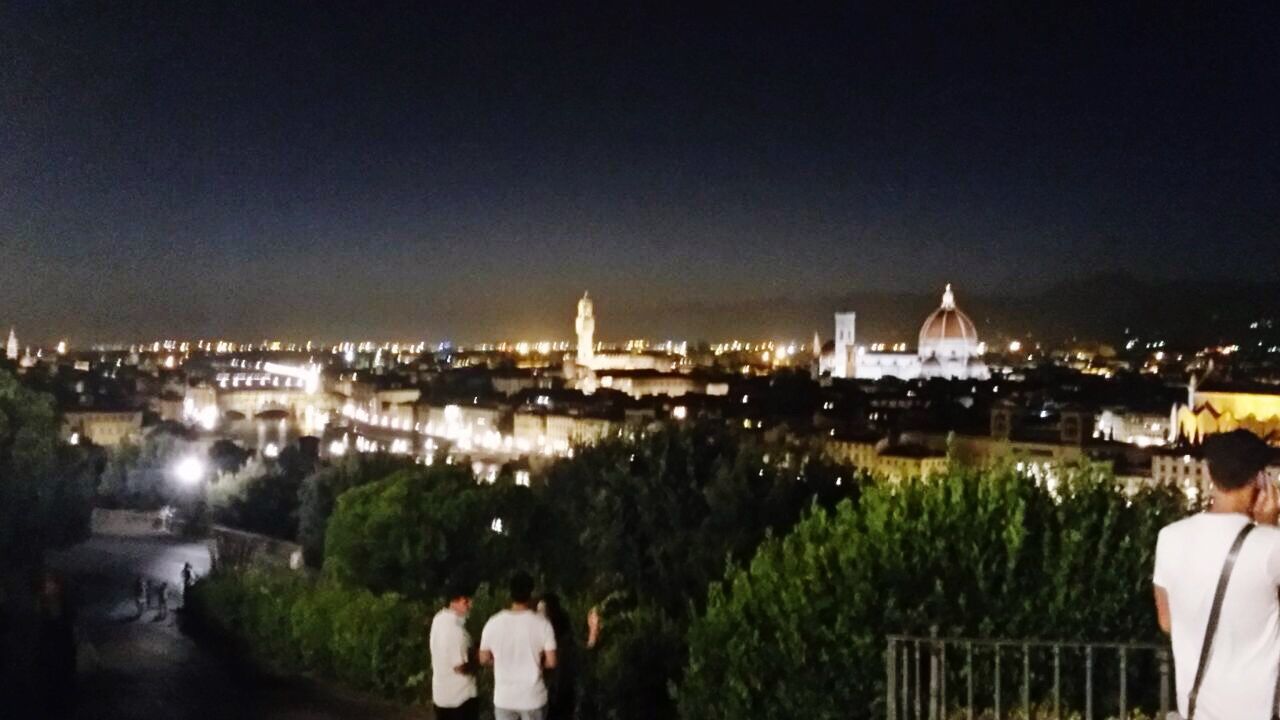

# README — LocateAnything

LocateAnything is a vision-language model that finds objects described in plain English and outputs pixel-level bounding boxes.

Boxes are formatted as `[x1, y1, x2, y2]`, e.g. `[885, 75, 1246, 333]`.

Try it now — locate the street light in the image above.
[173, 455, 206, 486]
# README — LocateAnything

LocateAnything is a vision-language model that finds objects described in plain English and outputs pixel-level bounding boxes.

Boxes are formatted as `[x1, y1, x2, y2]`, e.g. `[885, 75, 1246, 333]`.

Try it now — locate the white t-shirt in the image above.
[1154, 513, 1280, 720]
[429, 608, 477, 708]
[479, 608, 558, 711]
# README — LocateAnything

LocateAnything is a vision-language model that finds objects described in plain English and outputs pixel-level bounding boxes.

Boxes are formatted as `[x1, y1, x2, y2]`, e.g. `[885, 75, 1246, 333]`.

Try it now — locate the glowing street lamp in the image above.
[173, 455, 206, 486]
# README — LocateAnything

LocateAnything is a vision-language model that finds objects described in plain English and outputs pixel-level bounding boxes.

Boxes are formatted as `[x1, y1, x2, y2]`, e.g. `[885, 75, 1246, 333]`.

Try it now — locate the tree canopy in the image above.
[0, 368, 93, 566]
[679, 464, 1189, 719]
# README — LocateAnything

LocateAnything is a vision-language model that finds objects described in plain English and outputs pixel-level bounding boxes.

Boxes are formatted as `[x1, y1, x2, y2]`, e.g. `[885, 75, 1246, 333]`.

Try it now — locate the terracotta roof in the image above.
[918, 284, 978, 346]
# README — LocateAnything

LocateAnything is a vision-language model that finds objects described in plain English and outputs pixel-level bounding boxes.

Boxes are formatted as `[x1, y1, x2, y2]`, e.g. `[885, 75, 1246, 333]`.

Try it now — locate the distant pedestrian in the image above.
[1154, 430, 1280, 719]
[430, 581, 478, 720]
[480, 571, 557, 720]
[156, 582, 169, 620]
[181, 562, 195, 591]
[135, 575, 148, 616]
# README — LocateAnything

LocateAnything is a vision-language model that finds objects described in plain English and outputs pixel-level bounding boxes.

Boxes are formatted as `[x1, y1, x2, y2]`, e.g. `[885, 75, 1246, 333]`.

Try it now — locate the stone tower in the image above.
[575, 292, 595, 365]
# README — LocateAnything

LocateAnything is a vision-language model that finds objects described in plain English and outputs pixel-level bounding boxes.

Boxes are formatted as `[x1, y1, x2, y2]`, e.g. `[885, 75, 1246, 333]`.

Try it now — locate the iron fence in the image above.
[886, 632, 1171, 720]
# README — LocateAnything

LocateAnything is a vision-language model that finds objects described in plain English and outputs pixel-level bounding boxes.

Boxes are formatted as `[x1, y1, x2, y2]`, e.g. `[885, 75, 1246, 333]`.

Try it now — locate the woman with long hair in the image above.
[538, 593, 577, 720]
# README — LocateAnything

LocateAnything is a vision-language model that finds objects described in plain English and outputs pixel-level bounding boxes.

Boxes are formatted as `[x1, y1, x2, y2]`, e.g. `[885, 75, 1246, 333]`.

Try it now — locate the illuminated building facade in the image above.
[832, 312, 856, 379]
[1176, 380, 1280, 443]
[1095, 408, 1175, 447]
[5, 328, 17, 361]
[825, 434, 948, 481]
[62, 409, 143, 448]
[824, 285, 989, 381]
[566, 292, 684, 395]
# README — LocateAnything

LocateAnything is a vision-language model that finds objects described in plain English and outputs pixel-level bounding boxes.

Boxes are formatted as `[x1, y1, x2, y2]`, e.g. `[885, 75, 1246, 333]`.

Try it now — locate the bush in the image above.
[187, 567, 430, 702]
[0, 368, 94, 563]
[679, 464, 1189, 720]
[323, 464, 527, 599]
[297, 453, 418, 567]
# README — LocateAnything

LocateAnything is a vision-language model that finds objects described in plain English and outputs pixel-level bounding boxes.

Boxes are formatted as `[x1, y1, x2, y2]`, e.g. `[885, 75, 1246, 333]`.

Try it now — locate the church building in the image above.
[820, 284, 989, 381]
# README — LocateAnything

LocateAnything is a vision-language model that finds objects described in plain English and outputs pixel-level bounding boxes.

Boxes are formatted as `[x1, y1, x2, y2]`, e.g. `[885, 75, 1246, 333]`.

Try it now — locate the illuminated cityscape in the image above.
[9, 285, 1280, 501]
[4, 2, 1280, 719]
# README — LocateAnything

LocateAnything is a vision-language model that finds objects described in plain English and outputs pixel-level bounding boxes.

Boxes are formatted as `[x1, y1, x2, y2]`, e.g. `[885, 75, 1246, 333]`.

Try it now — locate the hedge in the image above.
[187, 567, 431, 701]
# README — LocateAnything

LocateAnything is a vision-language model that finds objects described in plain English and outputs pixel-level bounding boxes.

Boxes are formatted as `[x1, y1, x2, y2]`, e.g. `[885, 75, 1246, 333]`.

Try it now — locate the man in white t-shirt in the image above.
[1154, 430, 1280, 720]
[479, 571, 558, 720]
[430, 582, 478, 720]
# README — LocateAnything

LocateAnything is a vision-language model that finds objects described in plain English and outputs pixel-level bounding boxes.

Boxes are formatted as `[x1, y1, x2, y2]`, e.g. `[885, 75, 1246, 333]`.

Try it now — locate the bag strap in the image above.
[1187, 522, 1256, 720]
[1273, 587, 1280, 720]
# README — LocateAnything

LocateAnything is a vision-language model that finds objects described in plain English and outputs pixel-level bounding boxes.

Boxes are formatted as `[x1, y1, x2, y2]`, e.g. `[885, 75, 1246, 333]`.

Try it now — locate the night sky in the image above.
[2, 3, 1278, 342]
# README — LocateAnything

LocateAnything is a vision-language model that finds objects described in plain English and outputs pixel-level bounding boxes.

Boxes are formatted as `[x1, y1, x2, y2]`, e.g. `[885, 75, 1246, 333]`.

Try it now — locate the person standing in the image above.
[480, 572, 557, 720]
[537, 594, 576, 720]
[1154, 429, 1280, 720]
[156, 582, 169, 620]
[430, 582, 478, 720]
[135, 575, 148, 617]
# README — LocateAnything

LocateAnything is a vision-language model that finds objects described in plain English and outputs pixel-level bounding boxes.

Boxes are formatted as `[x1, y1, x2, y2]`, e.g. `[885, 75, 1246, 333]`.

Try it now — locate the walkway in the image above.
[50, 534, 430, 720]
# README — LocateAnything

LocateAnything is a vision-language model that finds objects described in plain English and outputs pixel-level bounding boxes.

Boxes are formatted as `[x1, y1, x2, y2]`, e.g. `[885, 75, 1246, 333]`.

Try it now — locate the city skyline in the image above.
[5, 271, 1278, 348]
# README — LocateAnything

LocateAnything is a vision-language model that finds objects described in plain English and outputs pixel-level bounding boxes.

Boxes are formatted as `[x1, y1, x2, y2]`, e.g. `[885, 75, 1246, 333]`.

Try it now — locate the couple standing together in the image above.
[1155, 429, 1280, 719]
[429, 571, 598, 720]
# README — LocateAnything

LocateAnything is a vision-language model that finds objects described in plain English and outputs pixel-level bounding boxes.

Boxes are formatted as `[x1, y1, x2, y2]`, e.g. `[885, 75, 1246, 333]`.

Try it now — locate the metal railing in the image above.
[886, 632, 1171, 720]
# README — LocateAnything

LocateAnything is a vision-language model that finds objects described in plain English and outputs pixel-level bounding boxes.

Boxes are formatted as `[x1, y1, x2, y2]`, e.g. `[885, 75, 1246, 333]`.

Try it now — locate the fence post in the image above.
[902, 639, 910, 720]
[966, 641, 974, 720]
[940, 641, 947, 714]
[1085, 645, 1094, 720]
[1053, 644, 1061, 720]
[1118, 647, 1127, 720]
[914, 641, 922, 720]
[994, 645, 1002, 720]
[929, 626, 940, 720]
[888, 638, 898, 720]
[1022, 643, 1030, 717]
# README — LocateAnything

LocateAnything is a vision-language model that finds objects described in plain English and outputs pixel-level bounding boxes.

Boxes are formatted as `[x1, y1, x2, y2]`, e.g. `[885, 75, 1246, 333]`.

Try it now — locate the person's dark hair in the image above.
[1203, 430, 1277, 490]
[540, 593, 573, 645]
[509, 571, 535, 604]
[445, 578, 474, 603]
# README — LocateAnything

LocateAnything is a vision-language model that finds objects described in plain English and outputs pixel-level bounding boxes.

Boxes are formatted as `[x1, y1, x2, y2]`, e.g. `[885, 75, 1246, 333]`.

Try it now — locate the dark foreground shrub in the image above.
[187, 567, 430, 701]
[679, 464, 1189, 719]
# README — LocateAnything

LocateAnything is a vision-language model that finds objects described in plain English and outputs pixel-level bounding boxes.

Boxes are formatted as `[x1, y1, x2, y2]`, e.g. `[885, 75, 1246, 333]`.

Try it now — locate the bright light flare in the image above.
[173, 455, 206, 486]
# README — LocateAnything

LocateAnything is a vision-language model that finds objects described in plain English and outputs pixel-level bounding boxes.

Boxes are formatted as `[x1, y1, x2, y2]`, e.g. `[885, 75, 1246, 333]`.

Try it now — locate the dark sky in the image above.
[2, 3, 1278, 342]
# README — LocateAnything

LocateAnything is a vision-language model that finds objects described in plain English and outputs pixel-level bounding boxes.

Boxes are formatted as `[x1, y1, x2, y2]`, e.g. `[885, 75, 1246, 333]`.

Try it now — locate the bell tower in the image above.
[575, 292, 595, 364]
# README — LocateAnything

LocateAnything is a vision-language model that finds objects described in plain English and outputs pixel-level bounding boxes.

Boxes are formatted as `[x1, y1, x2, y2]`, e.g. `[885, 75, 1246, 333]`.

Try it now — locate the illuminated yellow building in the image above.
[824, 434, 948, 481]
[1176, 381, 1280, 443]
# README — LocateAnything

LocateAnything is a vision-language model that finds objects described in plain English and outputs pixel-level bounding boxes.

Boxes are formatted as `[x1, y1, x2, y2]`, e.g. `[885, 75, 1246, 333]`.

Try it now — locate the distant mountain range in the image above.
[617, 273, 1280, 346]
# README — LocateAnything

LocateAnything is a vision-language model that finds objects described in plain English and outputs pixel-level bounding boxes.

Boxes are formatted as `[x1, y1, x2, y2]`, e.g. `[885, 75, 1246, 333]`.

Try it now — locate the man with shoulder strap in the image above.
[1154, 430, 1280, 719]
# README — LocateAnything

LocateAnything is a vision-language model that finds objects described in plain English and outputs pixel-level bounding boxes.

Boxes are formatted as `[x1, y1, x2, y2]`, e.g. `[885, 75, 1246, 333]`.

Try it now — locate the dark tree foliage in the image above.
[523, 423, 859, 719]
[0, 369, 94, 565]
[296, 453, 418, 567]
[209, 439, 250, 475]
[215, 445, 317, 540]
[323, 464, 533, 598]
[0, 369, 95, 711]
[536, 423, 859, 614]
[680, 465, 1190, 720]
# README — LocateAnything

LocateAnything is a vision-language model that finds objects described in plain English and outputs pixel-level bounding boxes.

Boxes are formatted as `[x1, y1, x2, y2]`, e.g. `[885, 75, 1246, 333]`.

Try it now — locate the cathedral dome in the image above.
[918, 284, 978, 350]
